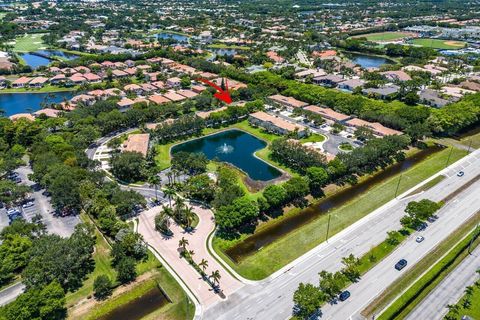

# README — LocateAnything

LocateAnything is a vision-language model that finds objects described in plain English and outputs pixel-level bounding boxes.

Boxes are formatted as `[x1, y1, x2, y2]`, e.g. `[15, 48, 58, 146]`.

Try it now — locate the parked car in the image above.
[457, 171, 464, 177]
[22, 202, 34, 209]
[416, 236, 425, 243]
[395, 259, 408, 271]
[416, 222, 428, 231]
[339, 290, 351, 301]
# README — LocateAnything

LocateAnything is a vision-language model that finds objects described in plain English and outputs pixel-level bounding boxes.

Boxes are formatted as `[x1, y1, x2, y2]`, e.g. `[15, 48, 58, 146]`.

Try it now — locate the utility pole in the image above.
[326, 213, 332, 243]
[394, 173, 403, 198]
[445, 146, 454, 168]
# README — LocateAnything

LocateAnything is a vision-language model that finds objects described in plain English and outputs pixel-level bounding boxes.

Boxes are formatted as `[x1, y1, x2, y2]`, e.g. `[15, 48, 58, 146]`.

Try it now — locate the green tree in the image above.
[293, 283, 325, 319]
[116, 257, 137, 284]
[306, 167, 329, 197]
[341, 254, 361, 282]
[93, 275, 113, 300]
[318, 270, 345, 301]
[215, 197, 259, 230]
[262, 184, 287, 208]
[110, 151, 146, 183]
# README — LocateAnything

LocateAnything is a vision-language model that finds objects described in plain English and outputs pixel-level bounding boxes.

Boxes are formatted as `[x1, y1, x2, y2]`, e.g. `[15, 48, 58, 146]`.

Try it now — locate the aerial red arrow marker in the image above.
[197, 78, 232, 104]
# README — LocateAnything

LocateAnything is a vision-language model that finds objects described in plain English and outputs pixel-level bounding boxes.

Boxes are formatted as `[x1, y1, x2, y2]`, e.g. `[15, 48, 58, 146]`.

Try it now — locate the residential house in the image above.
[362, 85, 400, 99]
[117, 98, 135, 111]
[345, 118, 402, 136]
[313, 74, 344, 88]
[267, 94, 308, 111]
[122, 133, 150, 157]
[49, 74, 66, 84]
[380, 70, 412, 82]
[71, 94, 96, 106]
[124, 84, 143, 95]
[167, 77, 182, 88]
[337, 79, 365, 92]
[303, 105, 351, 123]
[29, 77, 49, 88]
[177, 89, 198, 99]
[418, 89, 452, 108]
[163, 91, 187, 102]
[12, 77, 31, 88]
[111, 69, 129, 78]
[33, 108, 62, 118]
[148, 95, 171, 105]
[249, 111, 308, 137]
[9, 113, 35, 122]
[83, 73, 102, 83]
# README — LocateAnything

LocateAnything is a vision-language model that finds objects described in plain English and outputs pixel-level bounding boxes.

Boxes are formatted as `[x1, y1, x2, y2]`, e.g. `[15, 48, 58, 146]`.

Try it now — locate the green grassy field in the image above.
[213, 147, 468, 280]
[13, 34, 48, 52]
[446, 283, 480, 320]
[352, 31, 412, 42]
[410, 38, 466, 50]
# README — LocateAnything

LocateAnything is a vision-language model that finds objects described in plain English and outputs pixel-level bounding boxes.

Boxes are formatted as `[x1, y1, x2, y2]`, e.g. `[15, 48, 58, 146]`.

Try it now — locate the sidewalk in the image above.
[137, 203, 243, 308]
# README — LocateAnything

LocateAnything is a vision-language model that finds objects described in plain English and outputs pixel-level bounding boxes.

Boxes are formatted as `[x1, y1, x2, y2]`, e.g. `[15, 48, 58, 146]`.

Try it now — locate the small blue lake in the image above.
[347, 52, 394, 69]
[0, 92, 74, 116]
[156, 32, 189, 43]
[171, 129, 282, 181]
[20, 50, 78, 69]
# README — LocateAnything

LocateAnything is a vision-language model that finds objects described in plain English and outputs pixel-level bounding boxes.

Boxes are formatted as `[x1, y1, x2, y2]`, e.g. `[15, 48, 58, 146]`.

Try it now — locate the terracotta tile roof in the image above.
[9, 113, 35, 121]
[197, 107, 228, 119]
[33, 108, 61, 118]
[304, 105, 350, 122]
[177, 89, 198, 98]
[346, 118, 402, 136]
[12, 77, 31, 85]
[122, 133, 150, 157]
[163, 91, 187, 102]
[268, 94, 308, 109]
[148, 95, 171, 105]
[250, 111, 306, 132]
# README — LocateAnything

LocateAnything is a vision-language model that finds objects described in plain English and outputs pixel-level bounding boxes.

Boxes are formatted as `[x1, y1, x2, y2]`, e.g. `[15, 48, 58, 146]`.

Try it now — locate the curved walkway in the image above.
[137, 203, 244, 309]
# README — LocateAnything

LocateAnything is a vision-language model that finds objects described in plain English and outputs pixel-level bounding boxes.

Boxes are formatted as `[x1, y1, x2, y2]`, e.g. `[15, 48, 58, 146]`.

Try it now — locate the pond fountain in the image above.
[217, 142, 234, 154]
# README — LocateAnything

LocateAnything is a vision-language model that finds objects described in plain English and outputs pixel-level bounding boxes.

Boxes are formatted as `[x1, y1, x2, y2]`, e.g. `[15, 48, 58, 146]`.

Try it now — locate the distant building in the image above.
[362, 85, 400, 99]
[337, 79, 365, 92]
[313, 74, 344, 88]
[249, 111, 307, 137]
[304, 105, 351, 123]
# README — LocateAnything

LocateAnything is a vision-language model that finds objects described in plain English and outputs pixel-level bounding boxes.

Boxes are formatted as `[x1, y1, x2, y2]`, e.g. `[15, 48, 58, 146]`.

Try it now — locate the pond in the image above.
[20, 50, 78, 69]
[171, 129, 282, 181]
[224, 145, 445, 262]
[346, 52, 395, 69]
[156, 32, 189, 43]
[19, 53, 52, 69]
[35, 49, 79, 60]
[0, 91, 74, 116]
[98, 286, 169, 320]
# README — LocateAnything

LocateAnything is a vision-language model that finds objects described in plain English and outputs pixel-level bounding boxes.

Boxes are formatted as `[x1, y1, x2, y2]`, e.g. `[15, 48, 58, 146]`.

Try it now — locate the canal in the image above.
[224, 145, 445, 262]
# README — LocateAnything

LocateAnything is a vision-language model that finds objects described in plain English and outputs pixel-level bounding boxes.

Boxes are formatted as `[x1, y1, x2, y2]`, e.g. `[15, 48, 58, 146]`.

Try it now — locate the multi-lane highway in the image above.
[203, 149, 480, 320]
[405, 244, 480, 320]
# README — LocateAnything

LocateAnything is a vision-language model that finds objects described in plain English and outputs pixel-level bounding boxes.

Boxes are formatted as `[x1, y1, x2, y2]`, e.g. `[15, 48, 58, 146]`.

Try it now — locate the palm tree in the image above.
[148, 174, 161, 202]
[210, 270, 221, 286]
[178, 237, 189, 251]
[447, 304, 459, 315]
[166, 171, 173, 185]
[188, 250, 195, 258]
[199, 259, 208, 272]
[184, 206, 196, 229]
[163, 186, 176, 208]
[465, 285, 474, 296]
[161, 206, 174, 218]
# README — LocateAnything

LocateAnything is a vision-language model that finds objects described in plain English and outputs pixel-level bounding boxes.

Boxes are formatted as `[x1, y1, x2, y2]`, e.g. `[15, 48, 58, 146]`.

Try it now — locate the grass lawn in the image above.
[208, 44, 250, 50]
[351, 31, 412, 42]
[374, 215, 480, 320]
[213, 147, 468, 280]
[13, 33, 48, 52]
[410, 38, 466, 50]
[404, 174, 446, 197]
[300, 133, 326, 143]
[0, 85, 76, 94]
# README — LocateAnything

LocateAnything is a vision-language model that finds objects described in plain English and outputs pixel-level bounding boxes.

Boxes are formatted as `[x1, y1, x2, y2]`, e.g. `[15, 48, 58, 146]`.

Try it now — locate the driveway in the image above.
[137, 203, 243, 308]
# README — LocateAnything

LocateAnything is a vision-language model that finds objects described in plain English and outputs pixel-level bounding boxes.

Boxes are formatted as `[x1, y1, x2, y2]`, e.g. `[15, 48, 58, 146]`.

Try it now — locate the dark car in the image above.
[339, 290, 351, 301]
[395, 259, 408, 271]
[457, 171, 464, 177]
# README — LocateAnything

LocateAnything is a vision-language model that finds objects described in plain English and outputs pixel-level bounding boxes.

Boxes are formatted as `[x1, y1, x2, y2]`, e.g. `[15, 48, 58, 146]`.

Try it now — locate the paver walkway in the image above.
[137, 203, 243, 307]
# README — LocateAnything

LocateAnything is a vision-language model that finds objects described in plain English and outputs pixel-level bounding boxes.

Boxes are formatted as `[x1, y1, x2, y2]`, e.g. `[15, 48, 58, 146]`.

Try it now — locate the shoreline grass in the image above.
[212, 147, 468, 280]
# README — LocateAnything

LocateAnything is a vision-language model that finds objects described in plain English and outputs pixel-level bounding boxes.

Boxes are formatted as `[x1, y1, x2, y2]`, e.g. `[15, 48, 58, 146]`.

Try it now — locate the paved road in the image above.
[203, 149, 480, 320]
[405, 244, 480, 320]
[0, 283, 25, 306]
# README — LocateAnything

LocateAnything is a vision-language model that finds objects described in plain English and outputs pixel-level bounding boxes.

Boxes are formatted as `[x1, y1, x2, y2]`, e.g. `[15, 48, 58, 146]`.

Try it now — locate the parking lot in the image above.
[1, 165, 80, 237]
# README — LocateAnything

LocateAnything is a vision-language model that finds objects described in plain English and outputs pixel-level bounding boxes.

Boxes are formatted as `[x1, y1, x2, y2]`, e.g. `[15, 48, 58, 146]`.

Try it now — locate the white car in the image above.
[22, 202, 34, 209]
[416, 236, 425, 243]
